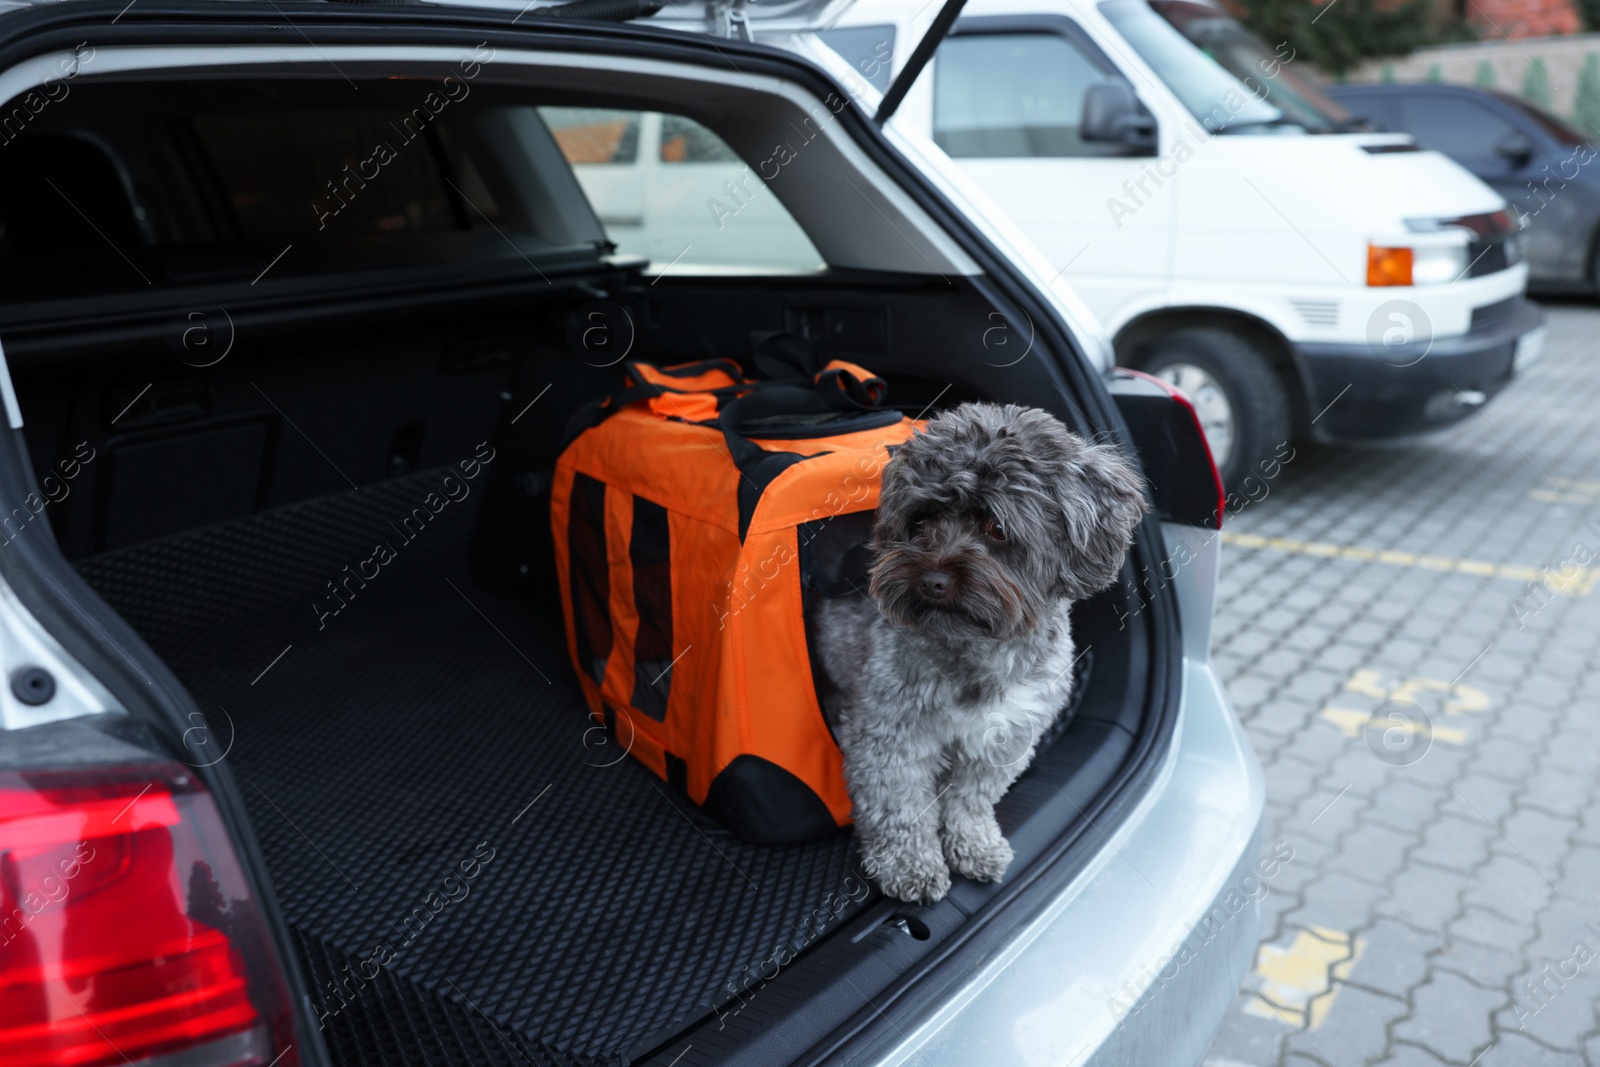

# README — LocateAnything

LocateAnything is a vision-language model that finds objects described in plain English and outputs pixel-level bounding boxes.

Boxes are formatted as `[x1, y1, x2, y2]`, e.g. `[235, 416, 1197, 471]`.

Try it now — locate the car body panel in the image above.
[1296, 295, 1544, 440]
[430, 0, 860, 40]
[875, 643, 1265, 1067]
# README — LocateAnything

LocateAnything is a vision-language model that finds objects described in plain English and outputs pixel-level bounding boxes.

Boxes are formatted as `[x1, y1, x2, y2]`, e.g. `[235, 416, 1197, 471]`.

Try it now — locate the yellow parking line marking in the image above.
[1316, 668, 1489, 746]
[1530, 477, 1600, 506]
[1319, 706, 1469, 745]
[1220, 532, 1596, 595]
[1497, 565, 1542, 582]
[1244, 926, 1364, 1030]
[1319, 707, 1370, 738]
[1551, 568, 1600, 595]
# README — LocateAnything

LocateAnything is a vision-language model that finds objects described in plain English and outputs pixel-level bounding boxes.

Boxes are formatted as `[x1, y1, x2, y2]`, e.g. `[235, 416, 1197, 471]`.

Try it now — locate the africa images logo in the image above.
[1366, 299, 1433, 367]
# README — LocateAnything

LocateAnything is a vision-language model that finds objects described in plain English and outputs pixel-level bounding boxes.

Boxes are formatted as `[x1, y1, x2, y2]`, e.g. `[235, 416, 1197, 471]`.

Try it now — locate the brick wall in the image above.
[1465, 0, 1581, 38]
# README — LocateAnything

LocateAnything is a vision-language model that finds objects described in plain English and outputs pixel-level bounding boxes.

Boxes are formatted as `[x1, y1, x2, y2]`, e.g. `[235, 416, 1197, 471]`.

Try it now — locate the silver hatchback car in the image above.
[0, 1, 1260, 1065]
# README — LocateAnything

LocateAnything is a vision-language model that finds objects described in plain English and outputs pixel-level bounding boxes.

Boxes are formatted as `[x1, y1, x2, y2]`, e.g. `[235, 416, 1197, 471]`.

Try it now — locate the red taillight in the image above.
[0, 763, 298, 1067]
[1113, 367, 1227, 529]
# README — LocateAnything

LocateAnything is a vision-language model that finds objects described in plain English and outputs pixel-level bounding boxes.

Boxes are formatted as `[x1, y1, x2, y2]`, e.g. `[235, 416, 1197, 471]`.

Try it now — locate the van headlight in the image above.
[1411, 243, 1469, 284]
[1366, 242, 1469, 286]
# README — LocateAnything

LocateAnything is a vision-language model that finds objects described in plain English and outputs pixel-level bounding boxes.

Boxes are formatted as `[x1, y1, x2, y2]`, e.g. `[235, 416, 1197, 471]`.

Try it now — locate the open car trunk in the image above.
[0, 35, 1171, 1067]
[74, 463, 867, 1067]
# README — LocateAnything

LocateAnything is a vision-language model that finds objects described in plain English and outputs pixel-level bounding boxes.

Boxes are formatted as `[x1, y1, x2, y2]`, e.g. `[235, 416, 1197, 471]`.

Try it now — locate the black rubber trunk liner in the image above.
[75, 469, 867, 1066]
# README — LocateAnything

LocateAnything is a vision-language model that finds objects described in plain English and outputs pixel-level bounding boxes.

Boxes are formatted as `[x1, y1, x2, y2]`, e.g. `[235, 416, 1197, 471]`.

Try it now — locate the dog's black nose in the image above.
[919, 570, 955, 601]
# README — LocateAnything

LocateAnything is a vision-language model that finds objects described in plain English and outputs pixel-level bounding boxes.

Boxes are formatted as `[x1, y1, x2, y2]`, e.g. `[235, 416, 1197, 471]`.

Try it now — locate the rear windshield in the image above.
[1493, 91, 1591, 145]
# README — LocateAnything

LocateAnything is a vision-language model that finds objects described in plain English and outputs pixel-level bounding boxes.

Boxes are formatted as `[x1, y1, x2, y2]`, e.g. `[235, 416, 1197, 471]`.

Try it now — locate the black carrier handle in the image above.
[566, 334, 898, 457]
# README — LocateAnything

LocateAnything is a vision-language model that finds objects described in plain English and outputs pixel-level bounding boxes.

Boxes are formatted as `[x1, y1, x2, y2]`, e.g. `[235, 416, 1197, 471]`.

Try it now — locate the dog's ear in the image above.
[871, 446, 918, 544]
[1053, 440, 1149, 601]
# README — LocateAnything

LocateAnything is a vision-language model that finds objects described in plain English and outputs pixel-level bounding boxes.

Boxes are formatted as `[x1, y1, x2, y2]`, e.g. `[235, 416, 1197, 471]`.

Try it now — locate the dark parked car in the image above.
[1329, 81, 1600, 293]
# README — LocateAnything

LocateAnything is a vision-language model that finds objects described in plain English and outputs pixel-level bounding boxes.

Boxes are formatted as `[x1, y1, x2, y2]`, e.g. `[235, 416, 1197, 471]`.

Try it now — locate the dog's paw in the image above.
[870, 853, 952, 904]
[943, 826, 1013, 884]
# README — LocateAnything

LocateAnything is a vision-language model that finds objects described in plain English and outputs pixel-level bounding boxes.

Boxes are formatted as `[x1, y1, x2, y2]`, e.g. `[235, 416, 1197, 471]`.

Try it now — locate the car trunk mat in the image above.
[75, 468, 868, 1067]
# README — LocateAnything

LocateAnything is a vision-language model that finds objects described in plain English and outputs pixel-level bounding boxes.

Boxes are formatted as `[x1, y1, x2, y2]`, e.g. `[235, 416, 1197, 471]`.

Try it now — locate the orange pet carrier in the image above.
[550, 350, 920, 841]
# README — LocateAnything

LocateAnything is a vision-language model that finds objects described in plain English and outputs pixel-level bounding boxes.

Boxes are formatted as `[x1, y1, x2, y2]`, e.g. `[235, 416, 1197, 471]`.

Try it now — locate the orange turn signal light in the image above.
[1367, 244, 1414, 287]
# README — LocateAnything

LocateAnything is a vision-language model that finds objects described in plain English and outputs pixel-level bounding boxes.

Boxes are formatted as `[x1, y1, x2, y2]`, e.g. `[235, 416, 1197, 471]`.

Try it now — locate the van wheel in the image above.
[1137, 329, 1291, 493]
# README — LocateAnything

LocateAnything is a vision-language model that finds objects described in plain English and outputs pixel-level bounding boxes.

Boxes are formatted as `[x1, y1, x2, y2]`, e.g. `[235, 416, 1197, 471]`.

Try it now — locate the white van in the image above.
[809, 0, 1545, 486]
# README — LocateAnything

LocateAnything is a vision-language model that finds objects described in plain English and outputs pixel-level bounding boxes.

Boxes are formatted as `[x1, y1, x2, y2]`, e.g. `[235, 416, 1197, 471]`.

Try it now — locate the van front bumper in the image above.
[870, 659, 1267, 1067]
[1295, 297, 1545, 442]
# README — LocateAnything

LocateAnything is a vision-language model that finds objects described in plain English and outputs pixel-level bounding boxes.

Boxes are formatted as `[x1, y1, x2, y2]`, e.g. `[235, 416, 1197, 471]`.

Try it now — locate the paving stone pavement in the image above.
[1202, 301, 1600, 1067]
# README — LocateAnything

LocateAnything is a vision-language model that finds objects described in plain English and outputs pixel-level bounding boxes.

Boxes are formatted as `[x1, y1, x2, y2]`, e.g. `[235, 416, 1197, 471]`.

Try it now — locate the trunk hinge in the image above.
[706, 0, 753, 41]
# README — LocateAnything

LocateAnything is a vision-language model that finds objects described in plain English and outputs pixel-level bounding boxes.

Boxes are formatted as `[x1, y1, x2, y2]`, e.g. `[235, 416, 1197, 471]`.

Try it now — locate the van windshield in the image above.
[1100, 0, 1354, 135]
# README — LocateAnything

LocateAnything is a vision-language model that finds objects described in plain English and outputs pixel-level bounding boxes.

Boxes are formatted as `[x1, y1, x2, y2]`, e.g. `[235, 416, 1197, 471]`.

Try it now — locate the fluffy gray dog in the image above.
[814, 402, 1147, 904]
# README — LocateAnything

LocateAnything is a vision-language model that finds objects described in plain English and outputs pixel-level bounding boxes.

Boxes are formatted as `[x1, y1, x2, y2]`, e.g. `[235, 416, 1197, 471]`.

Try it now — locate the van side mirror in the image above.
[1080, 82, 1157, 152]
[1496, 131, 1534, 167]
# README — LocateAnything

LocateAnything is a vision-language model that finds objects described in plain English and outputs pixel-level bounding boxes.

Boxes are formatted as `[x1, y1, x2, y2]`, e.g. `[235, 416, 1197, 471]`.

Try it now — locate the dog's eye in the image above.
[983, 518, 1006, 543]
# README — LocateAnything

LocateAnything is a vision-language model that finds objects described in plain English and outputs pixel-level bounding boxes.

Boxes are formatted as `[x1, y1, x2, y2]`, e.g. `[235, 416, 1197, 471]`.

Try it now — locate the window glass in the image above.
[1336, 93, 1397, 133]
[1396, 96, 1518, 158]
[659, 114, 740, 163]
[1099, 0, 1283, 134]
[933, 32, 1125, 158]
[1147, 0, 1356, 134]
[541, 107, 823, 273]
[1497, 93, 1587, 145]
[193, 111, 495, 241]
[0, 84, 825, 307]
[0, 83, 526, 304]
[539, 107, 640, 164]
